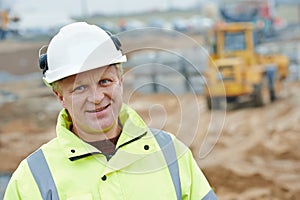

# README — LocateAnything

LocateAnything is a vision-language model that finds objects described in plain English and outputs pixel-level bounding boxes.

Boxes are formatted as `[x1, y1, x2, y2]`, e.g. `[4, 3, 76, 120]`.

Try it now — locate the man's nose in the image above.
[89, 87, 105, 104]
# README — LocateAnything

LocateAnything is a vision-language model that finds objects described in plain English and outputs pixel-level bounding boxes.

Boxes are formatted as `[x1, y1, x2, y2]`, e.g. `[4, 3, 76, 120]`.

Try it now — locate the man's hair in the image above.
[114, 63, 123, 77]
[52, 63, 123, 94]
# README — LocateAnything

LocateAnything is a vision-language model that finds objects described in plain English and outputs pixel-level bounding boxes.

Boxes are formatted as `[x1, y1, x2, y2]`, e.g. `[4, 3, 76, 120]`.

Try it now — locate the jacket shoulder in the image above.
[4, 158, 42, 199]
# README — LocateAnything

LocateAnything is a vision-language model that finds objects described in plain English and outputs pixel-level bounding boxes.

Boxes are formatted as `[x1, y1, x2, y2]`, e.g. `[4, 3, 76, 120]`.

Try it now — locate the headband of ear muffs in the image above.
[39, 31, 123, 75]
[106, 31, 122, 51]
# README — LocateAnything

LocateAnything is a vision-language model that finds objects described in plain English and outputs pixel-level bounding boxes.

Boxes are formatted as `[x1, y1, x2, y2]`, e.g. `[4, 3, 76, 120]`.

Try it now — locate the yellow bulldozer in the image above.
[204, 22, 289, 109]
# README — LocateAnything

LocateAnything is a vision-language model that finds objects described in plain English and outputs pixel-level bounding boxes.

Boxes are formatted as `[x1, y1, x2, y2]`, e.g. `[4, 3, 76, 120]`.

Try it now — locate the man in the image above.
[0, 10, 9, 40]
[4, 22, 217, 199]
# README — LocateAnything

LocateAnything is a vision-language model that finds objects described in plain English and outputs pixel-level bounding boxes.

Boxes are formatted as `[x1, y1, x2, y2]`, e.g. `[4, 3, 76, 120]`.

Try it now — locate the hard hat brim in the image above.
[43, 55, 127, 85]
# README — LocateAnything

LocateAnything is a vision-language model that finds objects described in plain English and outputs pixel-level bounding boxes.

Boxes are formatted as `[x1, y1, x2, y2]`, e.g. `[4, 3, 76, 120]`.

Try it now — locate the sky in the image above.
[1, 0, 204, 29]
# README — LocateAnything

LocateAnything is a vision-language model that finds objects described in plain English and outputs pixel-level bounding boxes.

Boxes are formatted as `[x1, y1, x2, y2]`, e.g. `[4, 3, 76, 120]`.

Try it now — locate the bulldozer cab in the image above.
[212, 23, 257, 66]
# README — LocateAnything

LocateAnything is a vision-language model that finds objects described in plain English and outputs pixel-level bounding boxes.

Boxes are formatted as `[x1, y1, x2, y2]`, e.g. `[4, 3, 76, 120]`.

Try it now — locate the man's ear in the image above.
[119, 75, 123, 85]
[53, 91, 65, 108]
[119, 76, 124, 95]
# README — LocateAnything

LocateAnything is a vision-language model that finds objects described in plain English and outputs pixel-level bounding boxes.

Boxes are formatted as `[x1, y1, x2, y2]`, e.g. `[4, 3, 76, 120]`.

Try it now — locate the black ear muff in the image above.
[39, 54, 48, 74]
[106, 31, 122, 51]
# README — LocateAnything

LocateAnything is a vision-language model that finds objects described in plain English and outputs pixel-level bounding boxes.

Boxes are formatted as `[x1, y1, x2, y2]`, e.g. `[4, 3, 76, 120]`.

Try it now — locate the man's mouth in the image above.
[87, 104, 110, 113]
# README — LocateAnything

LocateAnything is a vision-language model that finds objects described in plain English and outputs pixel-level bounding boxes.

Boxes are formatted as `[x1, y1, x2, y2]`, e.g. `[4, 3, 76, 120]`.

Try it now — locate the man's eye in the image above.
[73, 85, 86, 92]
[100, 79, 112, 86]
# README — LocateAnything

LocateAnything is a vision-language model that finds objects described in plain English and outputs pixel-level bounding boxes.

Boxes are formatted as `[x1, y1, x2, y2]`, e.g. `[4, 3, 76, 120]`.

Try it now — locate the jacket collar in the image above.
[56, 104, 158, 162]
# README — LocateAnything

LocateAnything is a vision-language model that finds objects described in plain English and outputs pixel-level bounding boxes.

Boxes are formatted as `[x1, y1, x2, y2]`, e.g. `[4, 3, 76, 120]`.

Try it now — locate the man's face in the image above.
[55, 65, 123, 140]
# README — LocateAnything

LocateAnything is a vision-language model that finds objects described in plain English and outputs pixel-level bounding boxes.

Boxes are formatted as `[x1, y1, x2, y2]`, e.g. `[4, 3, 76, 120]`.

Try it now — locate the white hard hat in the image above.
[40, 22, 127, 84]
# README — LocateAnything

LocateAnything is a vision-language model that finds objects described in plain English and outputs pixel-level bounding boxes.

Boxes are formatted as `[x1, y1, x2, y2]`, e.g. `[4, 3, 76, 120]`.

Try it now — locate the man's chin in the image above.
[92, 121, 117, 134]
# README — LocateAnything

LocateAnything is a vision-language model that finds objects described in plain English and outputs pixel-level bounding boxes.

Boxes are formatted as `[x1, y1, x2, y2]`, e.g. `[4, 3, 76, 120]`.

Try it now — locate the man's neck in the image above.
[87, 133, 120, 154]
[72, 123, 122, 142]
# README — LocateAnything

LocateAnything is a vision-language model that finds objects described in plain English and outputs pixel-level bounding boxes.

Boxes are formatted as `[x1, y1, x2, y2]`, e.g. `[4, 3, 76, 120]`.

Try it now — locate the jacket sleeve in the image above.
[4, 160, 42, 200]
[4, 162, 24, 200]
[187, 152, 217, 199]
[175, 139, 217, 200]
[3, 176, 21, 200]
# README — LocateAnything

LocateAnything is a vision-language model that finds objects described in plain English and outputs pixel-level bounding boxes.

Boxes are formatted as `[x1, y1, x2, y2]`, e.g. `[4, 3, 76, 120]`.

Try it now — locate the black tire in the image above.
[270, 88, 276, 102]
[206, 96, 226, 110]
[206, 96, 212, 110]
[252, 76, 274, 107]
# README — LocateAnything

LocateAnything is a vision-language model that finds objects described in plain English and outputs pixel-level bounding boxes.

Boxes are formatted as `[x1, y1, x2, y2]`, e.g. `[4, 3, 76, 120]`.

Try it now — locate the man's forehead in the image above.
[63, 65, 116, 83]
[77, 65, 113, 76]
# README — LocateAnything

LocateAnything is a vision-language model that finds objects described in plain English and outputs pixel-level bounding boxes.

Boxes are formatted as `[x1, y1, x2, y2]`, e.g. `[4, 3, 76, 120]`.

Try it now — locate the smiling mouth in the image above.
[87, 104, 110, 113]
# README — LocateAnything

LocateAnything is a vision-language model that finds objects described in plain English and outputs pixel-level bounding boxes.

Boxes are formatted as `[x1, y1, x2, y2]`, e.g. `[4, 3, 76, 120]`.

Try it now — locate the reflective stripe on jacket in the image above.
[4, 104, 216, 200]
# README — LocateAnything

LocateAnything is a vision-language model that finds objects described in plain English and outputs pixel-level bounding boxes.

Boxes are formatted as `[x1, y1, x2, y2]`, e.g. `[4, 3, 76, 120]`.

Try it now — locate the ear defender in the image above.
[38, 45, 49, 75]
[39, 54, 48, 75]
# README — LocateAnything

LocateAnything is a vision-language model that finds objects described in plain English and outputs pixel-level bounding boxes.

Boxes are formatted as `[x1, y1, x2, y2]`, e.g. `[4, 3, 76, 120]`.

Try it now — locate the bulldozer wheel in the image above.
[253, 77, 272, 107]
[270, 89, 276, 102]
[206, 96, 227, 110]
[206, 96, 212, 110]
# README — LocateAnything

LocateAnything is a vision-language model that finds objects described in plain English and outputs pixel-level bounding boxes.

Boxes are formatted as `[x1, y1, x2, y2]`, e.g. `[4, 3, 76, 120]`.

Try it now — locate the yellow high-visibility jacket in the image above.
[4, 104, 216, 200]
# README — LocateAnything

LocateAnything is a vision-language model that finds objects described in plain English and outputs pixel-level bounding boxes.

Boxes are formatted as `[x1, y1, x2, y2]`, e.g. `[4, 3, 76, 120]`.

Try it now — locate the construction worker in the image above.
[4, 22, 217, 200]
[0, 10, 9, 40]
